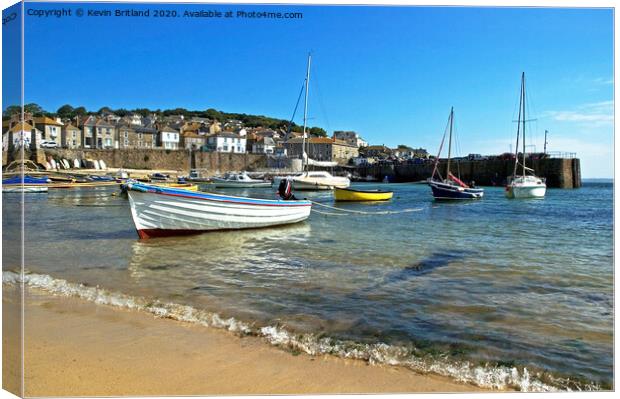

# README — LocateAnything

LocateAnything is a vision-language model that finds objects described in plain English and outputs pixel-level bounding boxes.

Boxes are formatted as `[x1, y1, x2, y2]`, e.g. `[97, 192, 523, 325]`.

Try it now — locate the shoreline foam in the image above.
[3, 270, 598, 392]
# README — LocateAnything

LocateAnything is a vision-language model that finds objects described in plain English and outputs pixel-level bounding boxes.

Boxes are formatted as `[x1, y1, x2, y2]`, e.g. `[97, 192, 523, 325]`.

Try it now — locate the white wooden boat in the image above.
[2, 186, 48, 193]
[506, 73, 547, 199]
[211, 172, 271, 188]
[273, 171, 350, 190]
[125, 182, 312, 239]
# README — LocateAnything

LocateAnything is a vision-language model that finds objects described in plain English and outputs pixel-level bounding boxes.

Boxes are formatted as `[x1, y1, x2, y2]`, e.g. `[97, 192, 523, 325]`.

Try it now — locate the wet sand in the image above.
[2, 286, 488, 396]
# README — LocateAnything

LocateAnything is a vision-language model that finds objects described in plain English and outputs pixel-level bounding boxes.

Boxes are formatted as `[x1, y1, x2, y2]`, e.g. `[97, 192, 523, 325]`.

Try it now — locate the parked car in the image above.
[40, 141, 58, 148]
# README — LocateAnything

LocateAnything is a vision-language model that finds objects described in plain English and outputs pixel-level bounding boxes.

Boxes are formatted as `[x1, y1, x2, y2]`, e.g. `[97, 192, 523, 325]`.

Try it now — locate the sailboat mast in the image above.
[512, 74, 524, 179]
[446, 107, 454, 180]
[302, 53, 311, 172]
[522, 72, 526, 177]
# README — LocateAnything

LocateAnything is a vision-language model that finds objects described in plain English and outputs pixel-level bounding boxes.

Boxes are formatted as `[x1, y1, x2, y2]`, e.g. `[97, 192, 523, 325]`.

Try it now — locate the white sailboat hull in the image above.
[506, 177, 547, 199]
[273, 175, 351, 191]
[127, 184, 312, 238]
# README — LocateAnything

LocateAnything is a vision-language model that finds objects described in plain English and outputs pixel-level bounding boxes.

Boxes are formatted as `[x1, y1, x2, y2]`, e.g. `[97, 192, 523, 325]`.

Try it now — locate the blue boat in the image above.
[89, 175, 115, 182]
[2, 175, 51, 185]
[429, 108, 484, 200]
[429, 180, 484, 200]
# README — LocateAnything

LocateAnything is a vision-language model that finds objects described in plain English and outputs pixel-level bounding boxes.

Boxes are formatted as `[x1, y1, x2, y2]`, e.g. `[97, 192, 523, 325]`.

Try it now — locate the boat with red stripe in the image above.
[125, 182, 312, 239]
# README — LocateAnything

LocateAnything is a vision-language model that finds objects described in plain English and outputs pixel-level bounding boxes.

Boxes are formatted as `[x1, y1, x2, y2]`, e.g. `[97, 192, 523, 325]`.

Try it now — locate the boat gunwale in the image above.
[335, 187, 394, 194]
[128, 182, 312, 207]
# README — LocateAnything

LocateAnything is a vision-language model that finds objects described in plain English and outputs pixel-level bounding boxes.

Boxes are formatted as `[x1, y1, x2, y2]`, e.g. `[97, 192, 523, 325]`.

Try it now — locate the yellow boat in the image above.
[152, 182, 199, 191]
[334, 187, 394, 201]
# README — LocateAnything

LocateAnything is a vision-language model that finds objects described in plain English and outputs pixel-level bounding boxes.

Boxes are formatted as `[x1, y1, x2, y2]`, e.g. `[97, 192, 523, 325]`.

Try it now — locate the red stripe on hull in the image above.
[137, 229, 206, 239]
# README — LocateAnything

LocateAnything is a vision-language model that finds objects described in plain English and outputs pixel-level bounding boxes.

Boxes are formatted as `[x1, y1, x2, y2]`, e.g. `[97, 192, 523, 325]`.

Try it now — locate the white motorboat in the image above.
[211, 172, 271, 188]
[506, 72, 547, 199]
[273, 171, 350, 190]
[125, 182, 311, 239]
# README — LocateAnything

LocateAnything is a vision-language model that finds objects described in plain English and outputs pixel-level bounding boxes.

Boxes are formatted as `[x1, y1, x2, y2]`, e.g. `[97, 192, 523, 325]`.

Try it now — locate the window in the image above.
[124, 131, 128, 138]
[72, 131, 76, 138]
[223, 145, 228, 151]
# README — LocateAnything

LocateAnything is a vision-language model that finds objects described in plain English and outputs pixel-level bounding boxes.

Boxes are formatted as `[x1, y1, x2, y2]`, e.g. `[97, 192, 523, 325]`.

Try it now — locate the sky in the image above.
[2, 1, 614, 177]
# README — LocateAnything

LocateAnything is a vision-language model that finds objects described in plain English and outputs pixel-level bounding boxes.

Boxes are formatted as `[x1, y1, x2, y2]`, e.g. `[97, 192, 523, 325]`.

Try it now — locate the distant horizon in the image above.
[2, 2, 613, 178]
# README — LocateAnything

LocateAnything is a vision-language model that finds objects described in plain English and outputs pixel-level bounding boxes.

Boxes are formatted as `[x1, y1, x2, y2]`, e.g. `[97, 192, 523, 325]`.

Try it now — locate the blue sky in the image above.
[5, 2, 614, 177]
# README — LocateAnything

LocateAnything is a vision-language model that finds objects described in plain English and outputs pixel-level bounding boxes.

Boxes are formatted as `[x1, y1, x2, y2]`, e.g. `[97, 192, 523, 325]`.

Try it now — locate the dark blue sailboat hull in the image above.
[429, 181, 484, 200]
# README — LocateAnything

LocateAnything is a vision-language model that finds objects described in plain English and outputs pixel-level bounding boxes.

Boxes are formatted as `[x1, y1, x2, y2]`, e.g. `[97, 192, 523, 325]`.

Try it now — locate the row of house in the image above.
[4, 112, 423, 165]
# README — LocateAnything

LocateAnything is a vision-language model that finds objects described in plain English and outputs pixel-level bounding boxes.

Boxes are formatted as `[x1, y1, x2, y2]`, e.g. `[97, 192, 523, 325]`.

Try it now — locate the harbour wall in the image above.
[39, 149, 268, 174]
[357, 158, 582, 188]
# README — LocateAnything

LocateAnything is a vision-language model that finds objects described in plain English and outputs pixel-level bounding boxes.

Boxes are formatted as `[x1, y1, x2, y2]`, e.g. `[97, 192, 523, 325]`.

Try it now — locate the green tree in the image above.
[74, 106, 88, 117]
[308, 127, 327, 137]
[24, 103, 45, 116]
[3, 105, 21, 118]
[204, 108, 223, 121]
[133, 108, 151, 117]
[115, 108, 130, 117]
[57, 104, 75, 119]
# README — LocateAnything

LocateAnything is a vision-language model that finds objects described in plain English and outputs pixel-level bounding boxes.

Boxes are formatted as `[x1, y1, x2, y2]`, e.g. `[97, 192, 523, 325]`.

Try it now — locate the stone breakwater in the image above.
[357, 158, 581, 188]
[37, 148, 268, 174]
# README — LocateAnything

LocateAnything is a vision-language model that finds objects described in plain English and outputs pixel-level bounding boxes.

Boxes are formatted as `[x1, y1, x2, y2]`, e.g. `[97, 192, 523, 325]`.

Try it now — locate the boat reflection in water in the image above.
[128, 222, 313, 282]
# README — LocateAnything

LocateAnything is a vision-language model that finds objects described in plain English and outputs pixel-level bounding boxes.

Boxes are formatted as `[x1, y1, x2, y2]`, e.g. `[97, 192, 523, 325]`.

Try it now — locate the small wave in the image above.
[3, 270, 601, 392]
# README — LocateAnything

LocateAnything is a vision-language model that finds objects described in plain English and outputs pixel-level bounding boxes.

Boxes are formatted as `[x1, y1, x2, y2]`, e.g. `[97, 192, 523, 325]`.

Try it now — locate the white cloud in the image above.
[542, 100, 613, 126]
[593, 77, 614, 85]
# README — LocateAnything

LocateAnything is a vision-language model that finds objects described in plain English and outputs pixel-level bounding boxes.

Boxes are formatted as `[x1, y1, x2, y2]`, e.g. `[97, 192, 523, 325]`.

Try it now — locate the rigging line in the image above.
[431, 112, 452, 181]
[525, 83, 539, 151]
[309, 200, 423, 215]
[312, 66, 331, 134]
[285, 80, 307, 136]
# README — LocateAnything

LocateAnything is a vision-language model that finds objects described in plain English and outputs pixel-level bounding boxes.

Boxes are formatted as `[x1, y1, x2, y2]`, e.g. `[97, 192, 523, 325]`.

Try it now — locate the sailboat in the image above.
[505, 73, 546, 199]
[273, 54, 351, 191]
[428, 107, 484, 200]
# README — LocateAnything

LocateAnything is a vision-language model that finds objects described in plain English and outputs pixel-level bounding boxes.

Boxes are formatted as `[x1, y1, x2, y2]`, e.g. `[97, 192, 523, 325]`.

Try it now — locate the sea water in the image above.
[2, 181, 613, 391]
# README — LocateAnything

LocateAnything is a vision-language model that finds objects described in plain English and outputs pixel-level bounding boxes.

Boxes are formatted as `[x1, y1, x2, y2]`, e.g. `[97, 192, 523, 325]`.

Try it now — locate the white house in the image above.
[252, 136, 275, 154]
[130, 113, 143, 126]
[7, 123, 42, 149]
[333, 131, 368, 148]
[206, 132, 246, 153]
[159, 126, 180, 149]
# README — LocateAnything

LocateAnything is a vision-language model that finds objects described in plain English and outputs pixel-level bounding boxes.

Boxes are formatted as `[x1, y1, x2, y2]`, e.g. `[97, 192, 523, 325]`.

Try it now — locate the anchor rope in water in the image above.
[311, 208, 348, 216]
[308, 200, 423, 215]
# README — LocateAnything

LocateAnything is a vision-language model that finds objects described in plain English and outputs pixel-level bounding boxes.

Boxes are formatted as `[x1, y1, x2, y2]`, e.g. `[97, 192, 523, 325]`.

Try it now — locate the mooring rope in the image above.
[311, 208, 348, 216]
[309, 200, 423, 215]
